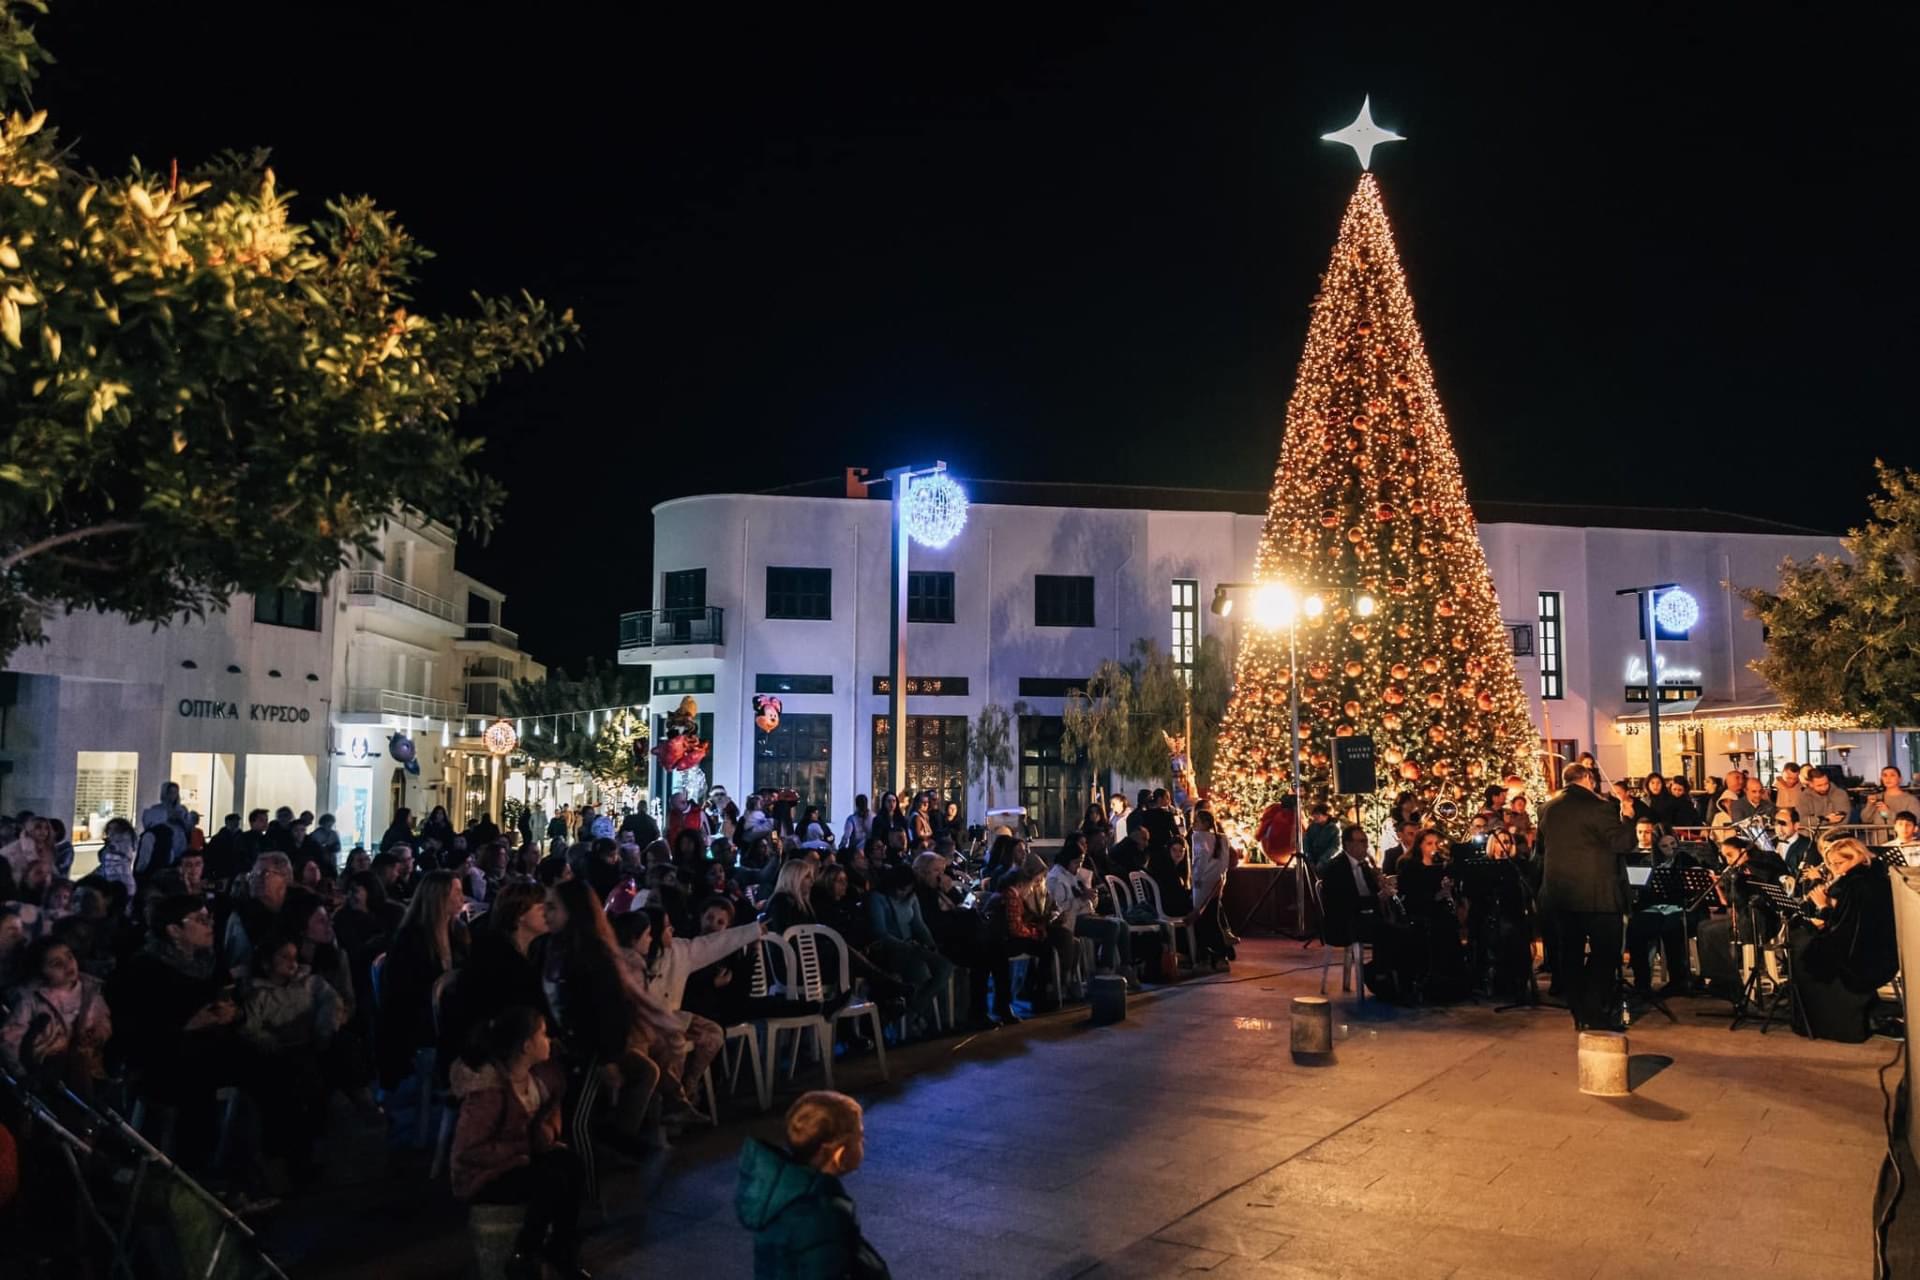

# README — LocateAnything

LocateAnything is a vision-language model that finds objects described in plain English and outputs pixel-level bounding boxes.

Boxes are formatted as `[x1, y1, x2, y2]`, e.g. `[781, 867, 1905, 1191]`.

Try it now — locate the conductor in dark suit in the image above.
[1536, 764, 1637, 1030]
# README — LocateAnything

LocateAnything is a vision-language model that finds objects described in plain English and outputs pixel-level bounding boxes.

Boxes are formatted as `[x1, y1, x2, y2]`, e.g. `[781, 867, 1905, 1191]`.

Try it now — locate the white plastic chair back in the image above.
[1104, 875, 1132, 913]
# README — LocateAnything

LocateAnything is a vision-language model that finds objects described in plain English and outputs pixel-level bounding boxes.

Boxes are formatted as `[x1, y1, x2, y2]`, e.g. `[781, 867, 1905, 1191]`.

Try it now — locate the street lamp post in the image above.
[1212, 580, 1374, 934]
[879, 462, 966, 797]
[1616, 583, 1680, 779]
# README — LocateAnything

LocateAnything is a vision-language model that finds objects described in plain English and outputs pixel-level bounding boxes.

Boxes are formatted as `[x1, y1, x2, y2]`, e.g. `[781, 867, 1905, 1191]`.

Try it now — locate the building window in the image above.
[908, 571, 955, 624]
[872, 676, 969, 696]
[1019, 715, 1091, 840]
[1171, 579, 1199, 681]
[467, 592, 493, 624]
[464, 683, 503, 715]
[871, 715, 967, 804]
[766, 567, 831, 620]
[254, 587, 320, 631]
[1507, 623, 1534, 657]
[756, 674, 834, 695]
[654, 674, 715, 696]
[755, 713, 832, 815]
[662, 568, 706, 611]
[1018, 676, 1092, 698]
[1537, 591, 1564, 701]
[1034, 574, 1095, 628]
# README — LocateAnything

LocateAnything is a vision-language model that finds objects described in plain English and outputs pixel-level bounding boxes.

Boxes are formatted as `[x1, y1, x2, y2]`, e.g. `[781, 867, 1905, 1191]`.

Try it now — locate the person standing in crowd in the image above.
[136, 782, 194, 876]
[736, 1090, 890, 1279]
[1800, 765, 1854, 834]
[449, 1007, 587, 1279]
[1187, 810, 1237, 969]
[841, 795, 873, 854]
[1664, 776, 1702, 827]
[1535, 764, 1637, 1031]
[380, 808, 417, 854]
[304, 813, 343, 876]
[1866, 767, 1915, 845]
[1772, 762, 1807, 817]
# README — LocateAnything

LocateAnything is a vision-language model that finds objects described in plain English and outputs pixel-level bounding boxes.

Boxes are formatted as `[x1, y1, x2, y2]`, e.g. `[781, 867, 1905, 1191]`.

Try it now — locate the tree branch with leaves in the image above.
[0, 0, 577, 659]
[1740, 460, 1920, 728]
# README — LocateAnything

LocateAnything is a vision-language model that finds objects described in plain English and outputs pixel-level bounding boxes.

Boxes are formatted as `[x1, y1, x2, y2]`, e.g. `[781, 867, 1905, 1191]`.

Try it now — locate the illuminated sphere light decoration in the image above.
[1654, 588, 1700, 634]
[1209, 169, 1544, 840]
[483, 718, 519, 757]
[903, 473, 969, 549]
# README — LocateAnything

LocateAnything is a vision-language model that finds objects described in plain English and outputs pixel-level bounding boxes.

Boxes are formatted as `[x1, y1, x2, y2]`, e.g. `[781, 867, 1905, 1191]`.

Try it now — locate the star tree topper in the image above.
[1322, 96, 1404, 170]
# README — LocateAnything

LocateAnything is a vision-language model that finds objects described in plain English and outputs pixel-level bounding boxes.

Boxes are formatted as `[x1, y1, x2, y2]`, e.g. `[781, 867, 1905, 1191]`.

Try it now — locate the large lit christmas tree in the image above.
[1211, 135, 1541, 834]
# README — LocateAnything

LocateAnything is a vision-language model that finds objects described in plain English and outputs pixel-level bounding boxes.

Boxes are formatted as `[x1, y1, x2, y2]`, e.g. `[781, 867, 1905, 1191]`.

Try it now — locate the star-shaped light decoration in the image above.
[1321, 96, 1404, 170]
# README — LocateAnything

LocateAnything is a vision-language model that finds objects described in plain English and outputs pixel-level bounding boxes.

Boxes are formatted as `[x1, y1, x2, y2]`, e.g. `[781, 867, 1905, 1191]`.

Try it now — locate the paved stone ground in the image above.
[275, 938, 1897, 1279]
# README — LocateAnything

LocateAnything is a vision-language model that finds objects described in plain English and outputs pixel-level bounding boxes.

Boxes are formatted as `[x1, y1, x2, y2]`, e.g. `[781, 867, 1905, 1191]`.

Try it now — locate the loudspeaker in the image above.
[1331, 734, 1377, 795]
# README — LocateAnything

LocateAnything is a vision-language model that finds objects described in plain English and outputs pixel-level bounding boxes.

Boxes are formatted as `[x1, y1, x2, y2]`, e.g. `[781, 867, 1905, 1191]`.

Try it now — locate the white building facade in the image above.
[0, 514, 545, 862]
[619, 477, 1913, 837]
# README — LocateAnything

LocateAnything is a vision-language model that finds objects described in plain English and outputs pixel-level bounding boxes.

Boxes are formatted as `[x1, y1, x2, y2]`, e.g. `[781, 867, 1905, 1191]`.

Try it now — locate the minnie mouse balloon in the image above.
[754, 694, 783, 735]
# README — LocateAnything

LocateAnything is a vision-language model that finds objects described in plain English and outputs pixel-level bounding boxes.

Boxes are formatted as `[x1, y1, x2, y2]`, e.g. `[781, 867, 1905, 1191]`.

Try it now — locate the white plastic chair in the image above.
[718, 1021, 770, 1113]
[1319, 941, 1365, 995]
[1105, 875, 1172, 955]
[1129, 871, 1195, 966]
[751, 935, 835, 1091]
[783, 924, 889, 1082]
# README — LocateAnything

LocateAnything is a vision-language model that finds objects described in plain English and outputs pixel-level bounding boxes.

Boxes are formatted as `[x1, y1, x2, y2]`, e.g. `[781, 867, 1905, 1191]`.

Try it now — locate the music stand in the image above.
[1706, 881, 1801, 1033]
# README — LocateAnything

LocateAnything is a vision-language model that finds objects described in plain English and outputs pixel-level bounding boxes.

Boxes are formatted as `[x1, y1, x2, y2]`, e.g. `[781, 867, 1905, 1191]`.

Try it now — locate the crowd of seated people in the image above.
[0, 780, 1241, 1276]
[1315, 763, 1907, 1039]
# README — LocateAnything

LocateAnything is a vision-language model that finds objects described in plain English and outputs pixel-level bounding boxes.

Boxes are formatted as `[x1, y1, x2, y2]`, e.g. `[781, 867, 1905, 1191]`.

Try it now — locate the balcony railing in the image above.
[340, 687, 467, 722]
[619, 605, 726, 649]
[348, 570, 458, 624]
[462, 622, 520, 649]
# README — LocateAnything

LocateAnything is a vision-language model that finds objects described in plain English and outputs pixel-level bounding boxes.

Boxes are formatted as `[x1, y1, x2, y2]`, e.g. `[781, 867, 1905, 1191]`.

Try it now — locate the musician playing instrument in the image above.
[1790, 838, 1898, 1041]
[1624, 821, 1691, 998]
[1771, 808, 1816, 881]
[1693, 836, 1793, 995]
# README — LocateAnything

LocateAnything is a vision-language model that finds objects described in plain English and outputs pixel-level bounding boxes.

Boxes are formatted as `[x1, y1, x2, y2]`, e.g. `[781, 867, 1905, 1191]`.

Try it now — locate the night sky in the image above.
[31, 4, 1919, 669]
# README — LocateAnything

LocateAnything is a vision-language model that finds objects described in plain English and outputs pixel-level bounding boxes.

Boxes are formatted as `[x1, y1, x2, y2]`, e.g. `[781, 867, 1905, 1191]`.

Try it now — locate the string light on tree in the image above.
[1211, 114, 1542, 836]
[903, 472, 969, 548]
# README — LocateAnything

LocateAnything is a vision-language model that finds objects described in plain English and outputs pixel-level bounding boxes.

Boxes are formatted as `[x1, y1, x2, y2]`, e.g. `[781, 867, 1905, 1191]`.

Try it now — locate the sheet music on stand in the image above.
[1640, 864, 1696, 910]
[1750, 880, 1805, 918]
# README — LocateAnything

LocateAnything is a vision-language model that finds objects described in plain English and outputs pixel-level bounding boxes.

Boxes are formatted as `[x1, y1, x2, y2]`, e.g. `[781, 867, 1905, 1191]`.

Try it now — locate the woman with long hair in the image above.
[374, 869, 466, 1091]
[536, 879, 670, 1142]
[870, 792, 901, 850]
[379, 807, 416, 854]
[1188, 811, 1237, 969]
[763, 859, 817, 934]
[909, 794, 935, 850]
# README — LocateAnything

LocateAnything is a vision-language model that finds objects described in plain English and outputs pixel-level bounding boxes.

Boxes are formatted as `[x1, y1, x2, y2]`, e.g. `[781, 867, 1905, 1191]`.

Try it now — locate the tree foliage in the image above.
[1062, 637, 1232, 793]
[1740, 461, 1920, 727]
[502, 661, 652, 787]
[0, 1, 576, 658]
[967, 701, 1027, 811]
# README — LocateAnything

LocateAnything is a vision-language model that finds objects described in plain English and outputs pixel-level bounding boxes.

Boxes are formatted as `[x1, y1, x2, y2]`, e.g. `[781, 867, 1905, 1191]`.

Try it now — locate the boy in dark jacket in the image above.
[736, 1091, 889, 1279]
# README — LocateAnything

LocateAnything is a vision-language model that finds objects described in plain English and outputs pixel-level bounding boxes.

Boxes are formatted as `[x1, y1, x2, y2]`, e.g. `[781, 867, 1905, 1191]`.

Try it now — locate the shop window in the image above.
[908, 571, 955, 623]
[766, 567, 831, 620]
[871, 676, 969, 696]
[72, 750, 138, 843]
[243, 754, 318, 817]
[1019, 715, 1091, 840]
[254, 587, 320, 631]
[755, 713, 832, 815]
[1034, 574, 1095, 628]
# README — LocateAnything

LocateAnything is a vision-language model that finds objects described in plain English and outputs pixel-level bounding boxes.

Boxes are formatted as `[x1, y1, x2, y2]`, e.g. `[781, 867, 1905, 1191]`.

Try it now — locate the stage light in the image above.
[1210, 584, 1233, 617]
